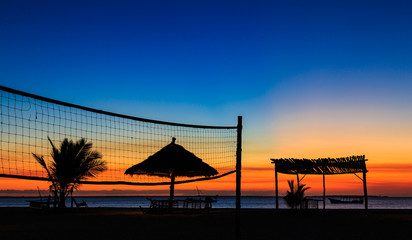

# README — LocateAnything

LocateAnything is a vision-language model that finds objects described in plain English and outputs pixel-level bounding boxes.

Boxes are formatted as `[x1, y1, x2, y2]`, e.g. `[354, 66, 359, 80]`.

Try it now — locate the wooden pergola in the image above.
[271, 155, 368, 209]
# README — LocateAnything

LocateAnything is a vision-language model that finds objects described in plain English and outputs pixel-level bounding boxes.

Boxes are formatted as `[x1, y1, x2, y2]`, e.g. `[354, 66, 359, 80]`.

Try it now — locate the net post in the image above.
[275, 166, 278, 210]
[235, 116, 242, 240]
[236, 116, 242, 211]
[363, 161, 368, 210]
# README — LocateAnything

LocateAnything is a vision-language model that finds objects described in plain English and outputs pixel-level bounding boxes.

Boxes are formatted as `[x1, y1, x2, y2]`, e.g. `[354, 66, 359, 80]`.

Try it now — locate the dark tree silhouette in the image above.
[283, 180, 310, 209]
[33, 137, 106, 208]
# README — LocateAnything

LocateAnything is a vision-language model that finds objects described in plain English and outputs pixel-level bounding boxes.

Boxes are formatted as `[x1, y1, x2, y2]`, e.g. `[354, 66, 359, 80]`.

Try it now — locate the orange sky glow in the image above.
[2, 162, 412, 197]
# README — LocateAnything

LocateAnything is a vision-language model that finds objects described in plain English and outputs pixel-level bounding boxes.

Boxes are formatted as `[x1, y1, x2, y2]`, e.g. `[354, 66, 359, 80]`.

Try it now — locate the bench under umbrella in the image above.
[124, 137, 218, 199]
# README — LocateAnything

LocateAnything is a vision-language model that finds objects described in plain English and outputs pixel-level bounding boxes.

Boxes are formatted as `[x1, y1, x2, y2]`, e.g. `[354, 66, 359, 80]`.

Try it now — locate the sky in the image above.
[1, 0, 412, 196]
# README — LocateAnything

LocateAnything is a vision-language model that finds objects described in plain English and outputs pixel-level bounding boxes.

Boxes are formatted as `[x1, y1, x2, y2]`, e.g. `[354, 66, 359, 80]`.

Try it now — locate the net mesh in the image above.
[0, 87, 238, 185]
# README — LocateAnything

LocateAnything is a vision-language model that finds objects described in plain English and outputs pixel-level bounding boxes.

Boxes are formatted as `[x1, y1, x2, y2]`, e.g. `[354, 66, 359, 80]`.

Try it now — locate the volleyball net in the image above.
[0, 86, 240, 186]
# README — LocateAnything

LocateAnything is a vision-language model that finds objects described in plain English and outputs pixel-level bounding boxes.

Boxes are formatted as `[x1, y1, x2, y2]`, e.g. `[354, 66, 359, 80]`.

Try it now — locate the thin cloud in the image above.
[368, 163, 412, 173]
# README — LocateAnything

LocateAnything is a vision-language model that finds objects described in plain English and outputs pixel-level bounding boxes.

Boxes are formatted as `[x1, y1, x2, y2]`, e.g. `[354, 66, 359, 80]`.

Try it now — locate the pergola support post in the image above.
[323, 173, 326, 210]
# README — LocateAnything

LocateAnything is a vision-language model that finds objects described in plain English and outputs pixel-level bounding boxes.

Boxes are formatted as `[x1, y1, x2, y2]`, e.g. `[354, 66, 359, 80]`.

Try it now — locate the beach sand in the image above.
[1, 208, 412, 240]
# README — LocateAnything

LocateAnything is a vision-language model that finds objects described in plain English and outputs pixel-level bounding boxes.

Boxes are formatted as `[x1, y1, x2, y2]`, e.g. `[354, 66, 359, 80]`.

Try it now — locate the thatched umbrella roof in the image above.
[125, 137, 218, 177]
[124, 137, 218, 199]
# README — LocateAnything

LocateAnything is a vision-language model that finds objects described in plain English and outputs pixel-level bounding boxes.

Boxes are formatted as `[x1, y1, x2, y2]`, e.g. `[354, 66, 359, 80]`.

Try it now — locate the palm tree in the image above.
[283, 180, 310, 209]
[33, 137, 106, 208]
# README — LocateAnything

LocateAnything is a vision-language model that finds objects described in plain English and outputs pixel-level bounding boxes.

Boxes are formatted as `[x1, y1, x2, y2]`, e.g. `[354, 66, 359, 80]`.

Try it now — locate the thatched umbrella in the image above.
[124, 137, 218, 199]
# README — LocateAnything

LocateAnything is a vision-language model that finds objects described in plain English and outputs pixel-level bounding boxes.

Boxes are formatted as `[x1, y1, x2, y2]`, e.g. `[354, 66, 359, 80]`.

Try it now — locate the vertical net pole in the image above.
[363, 166, 368, 210]
[275, 166, 278, 210]
[236, 116, 242, 211]
[235, 116, 242, 240]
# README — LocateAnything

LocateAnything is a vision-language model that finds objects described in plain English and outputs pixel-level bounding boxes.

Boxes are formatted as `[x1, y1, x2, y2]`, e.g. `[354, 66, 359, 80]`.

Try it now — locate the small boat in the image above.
[328, 196, 363, 204]
[28, 200, 53, 209]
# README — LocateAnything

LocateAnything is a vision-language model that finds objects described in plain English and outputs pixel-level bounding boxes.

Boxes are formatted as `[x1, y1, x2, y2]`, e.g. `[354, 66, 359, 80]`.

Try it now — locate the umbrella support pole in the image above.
[170, 173, 175, 200]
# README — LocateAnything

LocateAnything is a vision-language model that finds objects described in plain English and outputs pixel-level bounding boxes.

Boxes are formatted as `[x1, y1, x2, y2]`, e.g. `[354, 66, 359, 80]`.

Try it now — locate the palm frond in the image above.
[47, 136, 57, 152]
[32, 153, 52, 178]
[287, 180, 294, 193]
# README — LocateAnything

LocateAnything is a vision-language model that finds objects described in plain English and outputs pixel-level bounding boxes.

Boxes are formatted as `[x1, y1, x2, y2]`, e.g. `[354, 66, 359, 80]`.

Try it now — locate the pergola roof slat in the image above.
[271, 155, 367, 175]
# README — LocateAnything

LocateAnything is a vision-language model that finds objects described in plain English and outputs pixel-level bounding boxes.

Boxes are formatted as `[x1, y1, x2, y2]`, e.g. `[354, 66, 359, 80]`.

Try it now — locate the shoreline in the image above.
[1, 208, 412, 239]
[2, 195, 411, 209]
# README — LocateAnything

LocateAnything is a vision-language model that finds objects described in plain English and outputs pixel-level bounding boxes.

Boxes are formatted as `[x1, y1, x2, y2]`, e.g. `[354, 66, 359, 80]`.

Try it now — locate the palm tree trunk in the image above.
[59, 195, 65, 208]
[58, 188, 67, 208]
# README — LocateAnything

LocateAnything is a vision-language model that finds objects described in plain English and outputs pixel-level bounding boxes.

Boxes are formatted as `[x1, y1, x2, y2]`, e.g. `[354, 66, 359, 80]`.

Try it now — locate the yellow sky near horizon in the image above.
[3, 162, 412, 197]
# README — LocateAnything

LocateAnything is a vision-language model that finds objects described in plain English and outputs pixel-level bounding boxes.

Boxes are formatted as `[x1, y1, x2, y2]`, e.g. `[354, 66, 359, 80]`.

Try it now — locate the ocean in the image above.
[0, 196, 411, 209]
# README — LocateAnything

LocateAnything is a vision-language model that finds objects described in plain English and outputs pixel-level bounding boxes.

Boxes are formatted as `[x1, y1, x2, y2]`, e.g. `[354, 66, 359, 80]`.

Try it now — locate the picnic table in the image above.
[148, 197, 217, 211]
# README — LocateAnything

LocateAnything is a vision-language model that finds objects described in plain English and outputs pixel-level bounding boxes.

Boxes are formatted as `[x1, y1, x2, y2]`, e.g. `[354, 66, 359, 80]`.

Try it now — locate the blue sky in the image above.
[2, 1, 411, 111]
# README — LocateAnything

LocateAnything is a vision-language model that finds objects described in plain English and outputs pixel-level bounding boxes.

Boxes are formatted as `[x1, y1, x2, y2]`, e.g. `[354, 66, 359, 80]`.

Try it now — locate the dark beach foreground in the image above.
[1, 208, 412, 240]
